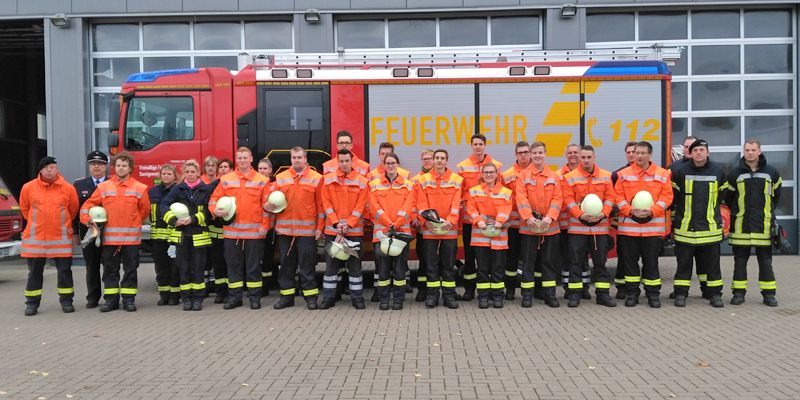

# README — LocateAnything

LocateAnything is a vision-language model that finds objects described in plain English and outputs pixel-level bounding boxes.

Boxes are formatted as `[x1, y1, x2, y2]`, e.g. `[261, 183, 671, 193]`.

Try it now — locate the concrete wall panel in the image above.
[71, 0, 127, 14]
[18, 0, 69, 15]
[406, 0, 463, 9]
[350, 0, 408, 9]
[295, 13, 334, 53]
[295, 0, 352, 10]
[464, 0, 521, 6]
[0, 0, 16, 14]
[182, 0, 238, 12]
[125, 0, 182, 13]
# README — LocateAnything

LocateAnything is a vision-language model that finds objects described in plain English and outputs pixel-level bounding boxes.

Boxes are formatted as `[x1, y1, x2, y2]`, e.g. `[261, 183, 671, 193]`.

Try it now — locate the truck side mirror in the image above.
[108, 133, 119, 148]
[108, 93, 121, 132]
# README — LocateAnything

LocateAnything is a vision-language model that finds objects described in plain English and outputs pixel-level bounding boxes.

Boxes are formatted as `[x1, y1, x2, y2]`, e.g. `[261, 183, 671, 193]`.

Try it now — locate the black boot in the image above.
[544, 288, 559, 308]
[24, 304, 38, 316]
[730, 292, 745, 305]
[273, 296, 294, 309]
[624, 294, 638, 307]
[567, 293, 580, 308]
[581, 288, 591, 300]
[352, 297, 366, 310]
[493, 293, 504, 309]
[596, 292, 616, 307]
[214, 286, 228, 304]
[183, 299, 193, 311]
[521, 291, 533, 308]
[223, 298, 243, 310]
[250, 297, 261, 310]
[192, 297, 203, 311]
[478, 296, 490, 309]
[443, 293, 459, 309]
[99, 301, 119, 312]
[647, 295, 661, 309]
[615, 286, 627, 300]
[505, 276, 517, 300]
[378, 286, 390, 310]
[122, 300, 137, 312]
[306, 296, 319, 310]
[415, 286, 427, 302]
[461, 284, 475, 302]
[763, 294, 778, 307]
[61, 302, 75, 313]
[674, 294, 687, 307]
[167, 292, 180, 306]
[157, 292, 170, 306]
[425, 292, 439, 309]
[318, 298, 336, 310]
[709, 295, 724, 308]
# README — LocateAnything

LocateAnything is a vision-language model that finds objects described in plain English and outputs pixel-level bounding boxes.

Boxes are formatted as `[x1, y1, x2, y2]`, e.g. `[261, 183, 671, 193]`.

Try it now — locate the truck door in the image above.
[255, 85, 330, 175]
[120, 93, 202, 184]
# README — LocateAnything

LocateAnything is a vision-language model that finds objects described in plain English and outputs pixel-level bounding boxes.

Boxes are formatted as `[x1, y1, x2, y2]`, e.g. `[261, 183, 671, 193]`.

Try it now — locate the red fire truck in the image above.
[107, 53, 674, 183]
[0, 174, 23, 259]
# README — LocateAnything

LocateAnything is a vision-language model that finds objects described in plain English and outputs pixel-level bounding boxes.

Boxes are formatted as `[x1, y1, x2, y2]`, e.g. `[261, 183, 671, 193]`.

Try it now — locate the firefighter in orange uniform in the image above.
[369, 152, 414, 310]
[20, 157, 80, 316]
[272, 146, 324, 310]
[323, 130, 370, 177]
[562, 145, 617, 308]
[456, 133, 502, 302]
[208, 147, 272, 310]
[319, 149, 369, 310]
[410, 149, 435, 302]
[614, 141, 673, 308]
[80, 151, 150, 312]
[500, 141, 532, 300]
[466, 163, 513, 309]
[369, 142, 411, 181]
[516, 141, 562, 308]
[416, 149, 463, 309]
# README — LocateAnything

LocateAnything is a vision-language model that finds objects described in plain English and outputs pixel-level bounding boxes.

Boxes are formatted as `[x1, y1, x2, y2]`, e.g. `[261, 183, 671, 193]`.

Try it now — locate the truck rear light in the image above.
[533, 65, 551, 75]
[392, 68, 409, 78]
[417, 68, 434, 78]
[508, 66, 526, 76]
[296, 69, 313, 78]
[271, 69, 288, 78]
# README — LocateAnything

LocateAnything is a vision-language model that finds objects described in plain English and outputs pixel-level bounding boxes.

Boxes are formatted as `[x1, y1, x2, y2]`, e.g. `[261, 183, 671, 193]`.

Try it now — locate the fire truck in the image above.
[107, 48, 678, 183]
[0, 174, 23, 259]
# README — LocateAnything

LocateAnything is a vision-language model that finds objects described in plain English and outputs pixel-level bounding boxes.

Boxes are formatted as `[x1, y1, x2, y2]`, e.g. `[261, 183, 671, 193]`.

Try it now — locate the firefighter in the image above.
[516, 141, 562, 308]
[668, 136, 710, 300]
[273, 146, 324, 310]
[455, 133, 502, 302]
[209, 147, 272, 310]
[20, 156, 80, 316]
[671, 139, 728, 308]
[257, 157, 277, 297]
[323, 130, 370, 177]
[611, 142, 638, 299]
[562, 145, 617, 308]
[613, 141, 673, 308]
[148, 164, 180, 306]
[500, 141, 532, 301]
[411, 149, 435, 302]
[206, 158, 232, 303]
[466, 163, 513, 309]
[369, 152, 415, 310]
[319, 149, 369, 310]
[73, 150, 109, 308]
[558, 143, 590, 298]
[201, 155, 219, 184]
[80, 151, 150, 312]
[160, 160, 213, 311]
[725, 139, 781, 307]
[369, 142, 411, 180]
[416, 149, 463, 309]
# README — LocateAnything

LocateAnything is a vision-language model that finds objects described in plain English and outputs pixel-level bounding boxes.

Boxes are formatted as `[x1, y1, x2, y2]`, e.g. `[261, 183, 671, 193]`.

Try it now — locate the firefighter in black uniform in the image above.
[724, 139, 781, 307]
[611, 141, 638, 299]
[670, 139, 728, 308]
[148, 165, 180, 306]
[73, 151, 109, 308]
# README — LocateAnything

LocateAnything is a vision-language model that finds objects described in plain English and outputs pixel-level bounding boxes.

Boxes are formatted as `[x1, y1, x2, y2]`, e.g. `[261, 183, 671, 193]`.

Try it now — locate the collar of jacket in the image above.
[234, 168, 257, 181]
[431, 167, 453, 181]
[738, 154, 767, 171]
[469, 153, 492, 166]
[337, 168, 359, 180]
[577, 163, 601, 177]
[36, 173, 66, 187]
[631, 161, 658, 176]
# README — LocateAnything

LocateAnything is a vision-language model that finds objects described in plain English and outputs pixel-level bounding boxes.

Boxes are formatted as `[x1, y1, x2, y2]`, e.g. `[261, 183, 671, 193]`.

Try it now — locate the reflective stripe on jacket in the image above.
[20, 174, 79, 258]
[79, 175, 149, 245]
[457, 154, 502, 223]
[501, 162, 531, 229]
[160, 181, 213, 247]
[515, 166, 562, 236]
[466, 182, 512, 249]
[148, 184, 175, 241]
[671, 159, 728, 245]
[613, 162, 672, 237]
[324, 156, 370, 177]
[725, 155, 782, 247]
[563, 164, 614, 235]
[416, 168, 463, 239]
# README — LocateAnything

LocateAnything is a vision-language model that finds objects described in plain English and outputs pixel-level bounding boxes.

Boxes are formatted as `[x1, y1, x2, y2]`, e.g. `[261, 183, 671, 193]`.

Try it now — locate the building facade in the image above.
[0, 0, 796, 247]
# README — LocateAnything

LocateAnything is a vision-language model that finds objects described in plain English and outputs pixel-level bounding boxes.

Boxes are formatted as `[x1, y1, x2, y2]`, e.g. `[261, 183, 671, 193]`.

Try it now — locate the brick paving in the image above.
[0, 255, 799, 400]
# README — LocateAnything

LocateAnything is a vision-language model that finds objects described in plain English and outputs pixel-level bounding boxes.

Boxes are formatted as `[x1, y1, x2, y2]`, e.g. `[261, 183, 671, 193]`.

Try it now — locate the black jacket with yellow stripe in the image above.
[670, 158, 729, 245]
[159, 181, 212, 247]
[724, 155, 782, 247]
[148, 184, 175, 241]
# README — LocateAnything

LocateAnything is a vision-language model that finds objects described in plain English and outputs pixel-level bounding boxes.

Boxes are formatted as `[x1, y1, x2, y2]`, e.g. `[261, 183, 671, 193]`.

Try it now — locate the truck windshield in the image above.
[124, 97, 194, 151]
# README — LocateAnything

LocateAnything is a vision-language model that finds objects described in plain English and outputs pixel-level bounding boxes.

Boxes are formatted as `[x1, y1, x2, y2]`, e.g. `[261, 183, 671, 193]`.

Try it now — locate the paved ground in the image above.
[0, 255, 798, 400]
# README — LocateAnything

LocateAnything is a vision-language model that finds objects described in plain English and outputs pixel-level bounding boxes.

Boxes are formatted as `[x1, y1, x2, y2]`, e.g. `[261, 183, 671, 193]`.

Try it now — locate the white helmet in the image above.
[328, 241, 351, 261]
[429, 221, 449, 235]
[631, 190, 654, 210]
[88, 206, 107, 223]
[481, 225, 501, 238]
[580, 194, 604, 217]
[379, 237, 408, 257]
[216, 196, 237, 222]
[267, 191, 287, 213]
[170, 202, 190, 219]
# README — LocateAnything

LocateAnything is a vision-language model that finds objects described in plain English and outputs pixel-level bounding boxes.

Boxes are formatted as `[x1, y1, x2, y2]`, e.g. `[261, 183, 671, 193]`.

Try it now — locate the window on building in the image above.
[194, 22, 241, 50]
[586, 13, 634, 42]
[490, 16, 539, 45]
[337, 20, 384, 49]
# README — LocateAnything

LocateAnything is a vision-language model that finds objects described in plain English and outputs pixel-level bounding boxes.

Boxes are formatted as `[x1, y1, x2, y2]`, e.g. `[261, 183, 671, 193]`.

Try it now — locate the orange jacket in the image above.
[457, 154, 502, 223]
[558, 163, 577, 229]
[324, 156, 370, 177]
[208, 169, 271, 240]
[80, 176, 149, 245]
[20, 174, 79, 258]
[466, 182, 513, 250]
[274, 166, 324, 237]
[321, 168, 369, 237]
[563, 164, 614, 235]
[614, 162, 673, 237]
[409, 171, 430, 236]
[516, 166, 562, 236]
[415, 168, 463, 239]
[501, 162, 532, 229]
[369, 173, 414, 241]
